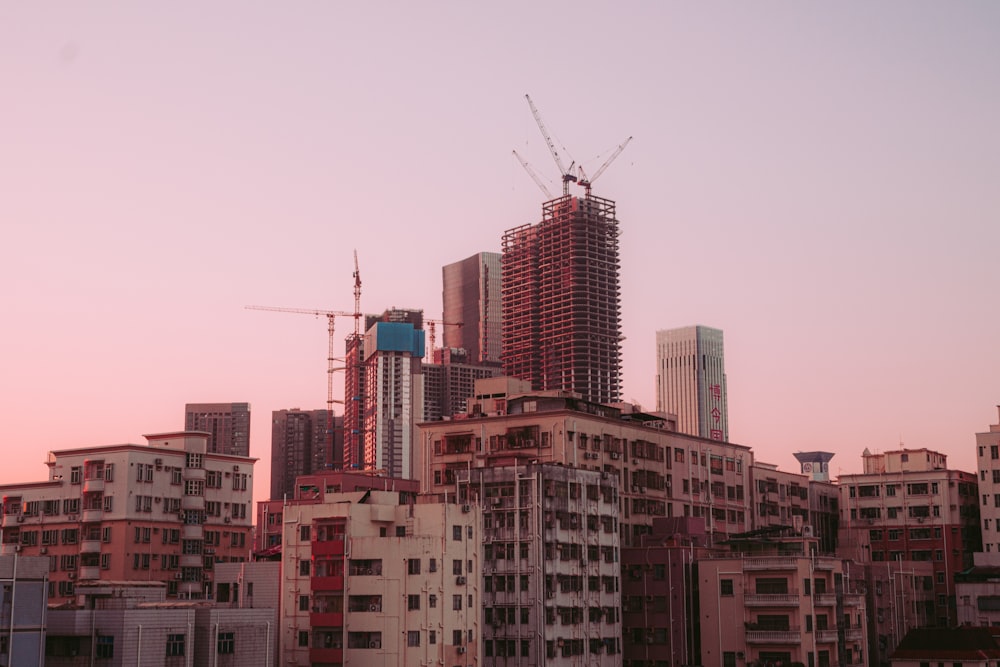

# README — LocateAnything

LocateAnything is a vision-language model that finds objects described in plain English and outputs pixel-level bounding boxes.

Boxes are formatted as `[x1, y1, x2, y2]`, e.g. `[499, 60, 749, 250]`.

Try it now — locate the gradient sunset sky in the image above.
[2, 3, 998, 506]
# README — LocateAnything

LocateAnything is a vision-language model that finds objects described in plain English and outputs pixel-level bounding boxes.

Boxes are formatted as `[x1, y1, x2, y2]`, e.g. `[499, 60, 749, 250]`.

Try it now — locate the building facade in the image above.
[443, 251, 503, 365]
[269, 408, 336, 501]
[423, 349, 501, 422]
[419, 380, 754, 549]
[976, 406, 1000, 553]
[0, 432, 255, 603]
[184, 402, 251, 456]
[460, 463, 622, 666]
[655, 325, 728, 441]
[838, 448, 980, 626]
[0, 555, 48, 667]
[277, 490, 479, 667]
[502, 194, 622, 405]
[362, 320, 425, 478]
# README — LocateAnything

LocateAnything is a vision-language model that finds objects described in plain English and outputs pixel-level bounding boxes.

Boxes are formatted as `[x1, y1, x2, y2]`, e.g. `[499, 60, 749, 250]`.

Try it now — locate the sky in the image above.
[2, 3, 998, 507]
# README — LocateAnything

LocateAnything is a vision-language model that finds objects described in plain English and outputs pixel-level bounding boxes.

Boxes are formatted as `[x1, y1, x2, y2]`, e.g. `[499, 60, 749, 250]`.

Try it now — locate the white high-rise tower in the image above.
[656, 325, 728, 441]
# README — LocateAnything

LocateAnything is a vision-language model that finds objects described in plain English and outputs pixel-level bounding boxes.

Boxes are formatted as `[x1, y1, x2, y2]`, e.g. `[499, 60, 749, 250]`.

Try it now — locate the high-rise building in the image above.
[442, 251, 502, 365]
[184, 402, 251, 456]
[655, 326, 728, 441]
[270, 408, 337, 500]
[422, 347, 500, 422]
[502, 194, 622, 405]
[975, 406, 1000, 551]
[362, 319, 425, 478]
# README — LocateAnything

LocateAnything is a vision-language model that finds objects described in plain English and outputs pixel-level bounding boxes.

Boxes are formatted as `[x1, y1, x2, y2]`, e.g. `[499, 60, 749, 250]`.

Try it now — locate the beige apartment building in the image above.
[0, 431, 255, 601]
[459, 463, 622, 666]
[419, 378, 754, 547]
[278, 489, 479, 666]
[698, 543, 868, 667]
[838, 448, 980, 626]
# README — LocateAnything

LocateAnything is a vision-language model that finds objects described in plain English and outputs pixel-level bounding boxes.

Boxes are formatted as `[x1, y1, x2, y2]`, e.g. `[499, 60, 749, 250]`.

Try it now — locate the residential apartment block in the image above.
[838, 448, 980, 626]
[976, 406, 1000, 553]
[270, 408, 337, 500]
[277, 489, 479, 666]
[0, 431, 255, 602]
[459, 463, 622, 666]
[419, 379, 754, 548]
[443, 251, 503, 365]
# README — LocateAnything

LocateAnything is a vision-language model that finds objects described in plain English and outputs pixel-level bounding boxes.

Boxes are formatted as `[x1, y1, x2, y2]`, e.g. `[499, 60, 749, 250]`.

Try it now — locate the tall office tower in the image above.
[270, 408, 336, 500]
[362, 320, 425, 478]
[502, 194, 622, 405]
[184, 402, 251, 455]
[442, 251, 502, 365]
[655, 326, 728, 441]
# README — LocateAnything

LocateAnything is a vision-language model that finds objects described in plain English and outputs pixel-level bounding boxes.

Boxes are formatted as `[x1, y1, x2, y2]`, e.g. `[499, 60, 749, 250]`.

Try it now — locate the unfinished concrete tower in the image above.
[502, 193, 622, 405]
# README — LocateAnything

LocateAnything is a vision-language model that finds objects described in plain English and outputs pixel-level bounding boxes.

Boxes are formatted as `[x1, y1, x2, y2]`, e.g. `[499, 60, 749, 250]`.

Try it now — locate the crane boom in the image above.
[512, 150, 554, 200]
[579, 136, 633, 196]
[525, 94, 577, 195]
[424, 319, 464, 363]
[246, 305, 352, 318]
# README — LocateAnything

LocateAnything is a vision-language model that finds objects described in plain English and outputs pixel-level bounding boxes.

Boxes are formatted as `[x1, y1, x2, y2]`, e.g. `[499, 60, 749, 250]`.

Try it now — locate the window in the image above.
[166, 634, 185, 657]
[429, 558, 437, 572]
[453, 630, 463, 645]
[429, 630, 436, 644]
[217, 632, 234, 655]
[298, 631, 309, 647]
[395, 525, 406, 537]
[407, 631, 420, 647]
[96, 635, 114, 659]
[453, 525, 462, 541]
[429, 594, 437, 608]
[232, 473, 248, 491]
[408, 594, 420, 610]
[299, 595, 309, 612]
[453, 594, 462, 610]
[171, 468, 183, 485]
[299, 525, 311, 541]
[720, 579, 734, 596]
[300, 560, 310, 576]
[453, 559, 463, 575]
[724, 652, 737, 667]
[70, 466, 82, 484]
[407, 559, 421, 575]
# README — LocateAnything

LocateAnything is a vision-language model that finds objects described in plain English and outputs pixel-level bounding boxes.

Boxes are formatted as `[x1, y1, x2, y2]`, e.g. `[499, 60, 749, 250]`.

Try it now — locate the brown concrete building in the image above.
[419, 380, 754, 548]
[184, 402, 251, 456]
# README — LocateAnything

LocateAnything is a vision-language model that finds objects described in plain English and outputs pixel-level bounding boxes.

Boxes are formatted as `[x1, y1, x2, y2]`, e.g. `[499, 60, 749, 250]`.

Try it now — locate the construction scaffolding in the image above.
[501, 193, 622, 405]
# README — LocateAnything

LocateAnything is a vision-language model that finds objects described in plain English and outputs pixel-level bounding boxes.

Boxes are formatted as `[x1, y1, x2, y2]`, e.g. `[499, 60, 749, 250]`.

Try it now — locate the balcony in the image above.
[83, 478, 104, 493]
[183, 467, 206, 483]
[746, 630, 801, 644]
[310, 647, 343, 664]
[844, 628, 863, 642]
[814, 593, 838, 606]
[1, 514, 20, 529]
[843, 594, 864, 607]
[312, 539, 346, 557]
[814, 557, 837, 570]
[816, 629, 839, 643]
[178, 581, 202, 597]
[0, 543, 19, 556]
[181, 524, 204, 540]
[312, 576, 345, 592]
[81, 509, 103, 523]
[180, 554, 203, 568]
[80, 540, 101, 554]
[744, 593, 800, 607]
[311, 611, 345, 628]
[79, 566, 100, 580]
[743, 557, 799, 570]
[181, 495, 205, 511]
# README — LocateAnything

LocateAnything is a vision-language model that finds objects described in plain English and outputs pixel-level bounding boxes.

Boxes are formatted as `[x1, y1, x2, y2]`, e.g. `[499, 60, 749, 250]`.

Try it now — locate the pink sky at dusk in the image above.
[2, 3, 998, 508]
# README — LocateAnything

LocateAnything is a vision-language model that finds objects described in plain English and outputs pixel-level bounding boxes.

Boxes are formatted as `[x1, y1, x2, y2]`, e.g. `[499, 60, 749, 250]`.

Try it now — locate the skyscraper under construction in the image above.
[501, 193, 622, 405]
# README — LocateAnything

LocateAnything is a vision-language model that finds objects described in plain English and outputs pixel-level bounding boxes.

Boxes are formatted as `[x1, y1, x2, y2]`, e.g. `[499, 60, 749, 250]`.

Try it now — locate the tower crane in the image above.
[512, 150, 554, 200]
[577, 136, 633, 196]
[525, 94, 577, 195]
[246, 303, 353, 464]
[423, 319, 464, 363]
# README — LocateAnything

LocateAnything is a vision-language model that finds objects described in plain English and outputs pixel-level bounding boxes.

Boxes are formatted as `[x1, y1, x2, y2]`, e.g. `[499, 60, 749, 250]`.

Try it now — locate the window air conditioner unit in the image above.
[456, 576, 466, 585]
[40, 547, 48, 555]
[224, 517, 231, 523]
[14, 545, 22, 552]
[175, 573, 183, 579]
[16, 516, 24, 523]
[461, 504, 471, 513]
[369, 641, 381, 649]
[457, 647, 466, 654]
